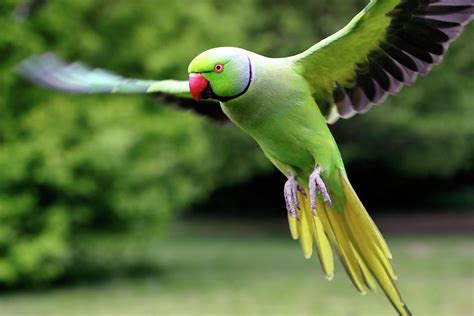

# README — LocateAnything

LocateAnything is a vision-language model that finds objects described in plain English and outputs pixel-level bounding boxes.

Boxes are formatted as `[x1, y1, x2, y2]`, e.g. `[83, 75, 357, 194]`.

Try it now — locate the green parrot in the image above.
[18, 1, 473, 315]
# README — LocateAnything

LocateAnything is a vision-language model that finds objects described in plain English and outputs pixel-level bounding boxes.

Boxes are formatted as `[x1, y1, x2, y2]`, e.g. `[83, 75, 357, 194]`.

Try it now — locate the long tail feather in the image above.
[289, 170, 411, 316]
[287, 213, 299, 240]
[296, 204, 313, 259]
[303, 192, 334, 279]
[311, 215, 334, 280]
[324, 205, 368, 295]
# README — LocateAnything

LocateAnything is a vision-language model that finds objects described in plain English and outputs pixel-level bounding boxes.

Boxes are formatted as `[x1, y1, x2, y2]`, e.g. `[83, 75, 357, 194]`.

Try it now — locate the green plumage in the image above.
[18, 1, 473, 315]
[214, 53, 347, 212]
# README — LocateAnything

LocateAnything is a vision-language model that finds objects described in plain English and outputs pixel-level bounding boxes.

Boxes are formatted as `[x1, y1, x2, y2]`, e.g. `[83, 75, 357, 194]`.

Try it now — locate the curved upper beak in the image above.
[189, 73, 209, 101]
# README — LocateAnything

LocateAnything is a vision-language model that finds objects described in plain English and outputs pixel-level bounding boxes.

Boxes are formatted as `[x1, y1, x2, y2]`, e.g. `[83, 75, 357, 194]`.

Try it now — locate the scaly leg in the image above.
[284, 173, 303, 220]
[309, 166, 332, 213]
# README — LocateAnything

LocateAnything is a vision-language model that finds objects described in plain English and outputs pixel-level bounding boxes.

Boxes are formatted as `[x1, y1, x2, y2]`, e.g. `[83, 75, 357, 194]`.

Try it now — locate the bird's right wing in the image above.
[17, 54, 229, 123]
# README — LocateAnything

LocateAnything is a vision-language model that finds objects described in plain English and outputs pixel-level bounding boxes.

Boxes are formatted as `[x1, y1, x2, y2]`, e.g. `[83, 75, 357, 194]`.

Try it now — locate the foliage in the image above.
[0, 0, 272, 287]
[0, 0, 472, 287]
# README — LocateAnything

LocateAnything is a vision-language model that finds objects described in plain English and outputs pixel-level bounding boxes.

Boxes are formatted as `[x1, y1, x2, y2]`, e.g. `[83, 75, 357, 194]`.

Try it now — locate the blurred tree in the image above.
[0, 0, 273, 287]
[0, 0, 472, 287]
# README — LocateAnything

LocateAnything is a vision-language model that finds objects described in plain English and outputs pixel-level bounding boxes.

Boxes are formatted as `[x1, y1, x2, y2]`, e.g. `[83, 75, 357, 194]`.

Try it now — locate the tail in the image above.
[288, 170, 412, 316]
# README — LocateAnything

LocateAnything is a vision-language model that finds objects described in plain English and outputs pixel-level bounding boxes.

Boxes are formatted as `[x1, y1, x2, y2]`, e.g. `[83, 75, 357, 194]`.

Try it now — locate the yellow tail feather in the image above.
[288, 171, 411, 316]
[296, 203, 313, 259]
[352, 243, 378, 292]
[311, 216, 334, 280]
[303, 192, 334, 279]
[287, 213, 299, 240]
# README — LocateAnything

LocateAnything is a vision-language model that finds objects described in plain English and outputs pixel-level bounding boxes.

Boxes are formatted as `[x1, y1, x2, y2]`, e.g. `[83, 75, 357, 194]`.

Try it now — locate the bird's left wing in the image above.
[17, 54, 229, 122]
[291, 0, 473, 124]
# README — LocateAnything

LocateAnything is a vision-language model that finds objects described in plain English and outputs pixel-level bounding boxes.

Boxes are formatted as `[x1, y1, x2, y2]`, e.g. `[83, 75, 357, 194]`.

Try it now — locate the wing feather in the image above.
[291, 0, 473, 123]
[17, 53, 229, 123]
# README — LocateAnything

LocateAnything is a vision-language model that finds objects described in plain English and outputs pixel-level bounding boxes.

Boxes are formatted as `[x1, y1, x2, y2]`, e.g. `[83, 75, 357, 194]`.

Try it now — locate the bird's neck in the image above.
[220, 56, 305, 132]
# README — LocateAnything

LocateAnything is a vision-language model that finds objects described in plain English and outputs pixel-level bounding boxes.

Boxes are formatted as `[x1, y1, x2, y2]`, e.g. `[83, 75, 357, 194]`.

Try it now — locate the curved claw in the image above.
[284, 174, 301, 220]
[309, 166, 332, 214]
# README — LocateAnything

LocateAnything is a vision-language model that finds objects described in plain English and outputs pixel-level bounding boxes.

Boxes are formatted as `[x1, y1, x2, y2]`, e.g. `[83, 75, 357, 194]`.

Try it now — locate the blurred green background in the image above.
[0, 0, 473, 315]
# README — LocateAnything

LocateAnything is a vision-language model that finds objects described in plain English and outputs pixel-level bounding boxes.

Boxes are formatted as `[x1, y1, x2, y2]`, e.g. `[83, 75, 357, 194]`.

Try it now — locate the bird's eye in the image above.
[214, 64, 224, 73]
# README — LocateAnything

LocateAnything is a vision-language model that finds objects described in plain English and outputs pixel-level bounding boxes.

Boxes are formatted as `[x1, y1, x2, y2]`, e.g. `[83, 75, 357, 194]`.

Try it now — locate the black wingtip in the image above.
[334, 0, 472, 118]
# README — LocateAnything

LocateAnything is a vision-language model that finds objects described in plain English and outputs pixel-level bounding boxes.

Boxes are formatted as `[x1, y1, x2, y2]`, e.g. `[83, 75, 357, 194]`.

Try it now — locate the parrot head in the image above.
[188, 47, 252, 102]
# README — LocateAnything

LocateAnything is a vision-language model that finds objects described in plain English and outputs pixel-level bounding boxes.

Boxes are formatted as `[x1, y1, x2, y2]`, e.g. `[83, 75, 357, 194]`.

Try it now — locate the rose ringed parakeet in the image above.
[18, 1, 473, 315]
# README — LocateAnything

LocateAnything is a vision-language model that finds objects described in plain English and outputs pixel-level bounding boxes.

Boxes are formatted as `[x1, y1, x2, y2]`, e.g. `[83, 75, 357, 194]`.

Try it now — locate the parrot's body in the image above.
[220, 50, 346, 209]
[18, 1, 473, 315]
[222, 52, 338, 178]
[207, 46, 398, 310]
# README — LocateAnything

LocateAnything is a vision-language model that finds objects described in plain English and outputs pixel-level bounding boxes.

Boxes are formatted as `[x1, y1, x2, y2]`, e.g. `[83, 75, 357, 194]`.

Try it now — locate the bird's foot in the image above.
[284, 173, 303, 220]
[309, 166, 332, 214]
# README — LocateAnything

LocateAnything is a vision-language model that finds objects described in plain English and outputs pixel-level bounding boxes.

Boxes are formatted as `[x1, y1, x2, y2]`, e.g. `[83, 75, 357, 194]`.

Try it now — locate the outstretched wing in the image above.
[17, 53, 229, 122]
[291, 0, 473, 123]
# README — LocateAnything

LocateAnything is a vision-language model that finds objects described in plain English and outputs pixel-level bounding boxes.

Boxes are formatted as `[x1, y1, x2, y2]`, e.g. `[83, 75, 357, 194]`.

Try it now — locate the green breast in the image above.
[220, 54, 342, 180]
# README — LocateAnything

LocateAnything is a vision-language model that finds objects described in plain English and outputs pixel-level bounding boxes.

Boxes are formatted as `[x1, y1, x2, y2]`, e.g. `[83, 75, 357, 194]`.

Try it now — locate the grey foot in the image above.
[309, 166, 332, 213]
[284, 173, 302, 220]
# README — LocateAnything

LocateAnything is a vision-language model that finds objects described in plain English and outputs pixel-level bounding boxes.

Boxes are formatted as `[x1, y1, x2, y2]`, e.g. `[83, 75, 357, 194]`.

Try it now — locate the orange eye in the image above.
[214, 63, 224, 73]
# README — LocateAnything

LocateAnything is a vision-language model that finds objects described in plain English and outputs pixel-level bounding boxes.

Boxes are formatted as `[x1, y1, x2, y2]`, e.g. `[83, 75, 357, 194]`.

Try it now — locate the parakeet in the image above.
[18, 1, 473, 315]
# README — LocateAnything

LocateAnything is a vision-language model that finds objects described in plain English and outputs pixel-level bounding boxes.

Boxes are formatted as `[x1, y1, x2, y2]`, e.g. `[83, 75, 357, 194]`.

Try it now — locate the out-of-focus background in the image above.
[0, 0, 473, 315]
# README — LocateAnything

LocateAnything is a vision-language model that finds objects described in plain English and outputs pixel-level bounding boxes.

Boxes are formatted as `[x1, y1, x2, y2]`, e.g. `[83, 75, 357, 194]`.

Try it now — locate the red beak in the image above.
[189, 73, 209, 101]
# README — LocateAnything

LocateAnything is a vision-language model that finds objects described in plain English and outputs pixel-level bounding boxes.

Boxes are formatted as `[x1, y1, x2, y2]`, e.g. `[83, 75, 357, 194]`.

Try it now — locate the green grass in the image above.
[0, 219, 473, 316]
